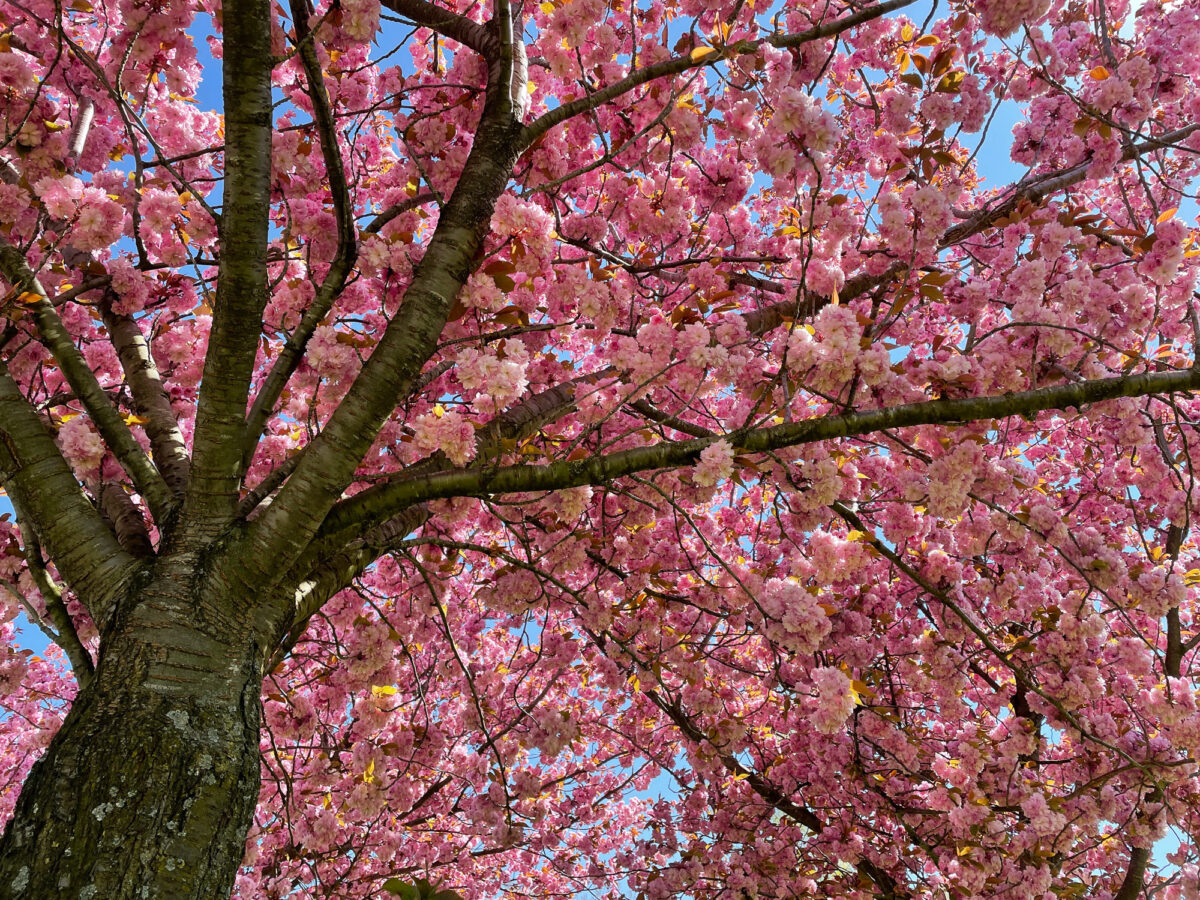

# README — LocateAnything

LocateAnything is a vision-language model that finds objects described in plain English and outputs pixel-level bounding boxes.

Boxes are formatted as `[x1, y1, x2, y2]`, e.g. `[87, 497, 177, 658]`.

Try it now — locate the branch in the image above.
[1113, 846, 1150, 900]
[9, 495, 94, 689]
[0, 364, 135, 622]
[99, 483, 154, 557]
[646, 690, 901, 897]
[185, 0, 275, 534]
[231, 96, 525, 591]
[321, 365, 1200, 535]
[624, 399, 716, 438]
[519, 0, 915, 146]
[2, 135, 188, 506]
[65, 96, 95, 171]
[0, 237, 175, 523]
[242, 0, 360, 468]
[100, 296, 190, 498]
[365, 192, 437, 234]
[237, 448, 307, 518]
[488, 0, 527, 120]
[299, 371, 605, 568]
[379, 0, 498, 57]
[268, 505, 431, 669]
[741, 123, 1200, 336]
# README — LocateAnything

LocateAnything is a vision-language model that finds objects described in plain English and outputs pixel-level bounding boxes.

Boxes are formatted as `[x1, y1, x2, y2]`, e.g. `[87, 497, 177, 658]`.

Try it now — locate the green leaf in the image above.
[382, 878, 420, 899]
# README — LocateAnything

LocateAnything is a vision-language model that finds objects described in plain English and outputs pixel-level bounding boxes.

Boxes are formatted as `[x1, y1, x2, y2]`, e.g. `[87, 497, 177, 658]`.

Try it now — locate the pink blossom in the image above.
[56, 417, 105, 477]
[976, 0, 1050, 36]
[411, 409, 476, 465]
[810, 666, 855, 735]
[33, 175, 85, 220]
[693, 439, 734, 487]
[341, 0, 380, 41]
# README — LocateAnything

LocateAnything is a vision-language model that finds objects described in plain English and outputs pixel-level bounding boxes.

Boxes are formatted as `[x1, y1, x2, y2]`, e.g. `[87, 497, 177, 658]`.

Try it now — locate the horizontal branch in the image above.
[321, 366, 1200, 535]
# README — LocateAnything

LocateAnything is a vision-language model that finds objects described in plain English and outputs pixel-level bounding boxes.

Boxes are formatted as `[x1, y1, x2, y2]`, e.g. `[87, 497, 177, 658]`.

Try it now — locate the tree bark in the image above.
[0, 577, 267, 899]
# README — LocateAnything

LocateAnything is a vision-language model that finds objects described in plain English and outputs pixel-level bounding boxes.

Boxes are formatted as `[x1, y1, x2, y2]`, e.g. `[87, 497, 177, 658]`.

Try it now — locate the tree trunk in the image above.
[0, 583, 266, 899]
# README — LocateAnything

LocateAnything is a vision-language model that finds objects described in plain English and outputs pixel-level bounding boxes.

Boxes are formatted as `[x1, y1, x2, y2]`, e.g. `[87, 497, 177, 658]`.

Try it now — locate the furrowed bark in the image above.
[0, 574, 266, 900]
[241, 0, 359, 468]
[322, 365, 1200, 535]
[186, 0, 274, 533]
[0, 364, 135, 620]
[100, 483, 154, 557]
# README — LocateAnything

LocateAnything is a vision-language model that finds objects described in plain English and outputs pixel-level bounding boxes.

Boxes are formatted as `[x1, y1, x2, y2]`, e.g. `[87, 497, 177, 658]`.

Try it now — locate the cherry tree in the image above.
[0, 0, 1198, 895]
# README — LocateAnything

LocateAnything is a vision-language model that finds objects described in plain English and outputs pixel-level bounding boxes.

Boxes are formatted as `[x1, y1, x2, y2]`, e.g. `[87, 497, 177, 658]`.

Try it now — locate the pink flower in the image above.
[341, 0, 379, 42]
[0, 183, 31, 226]
[307, 325, 358, 382]
[108, 257, 152, 315]
[456, 345, 530, 411]
[411, 409, 476, 466]
[57, 417, 105, 477]
[72, 188, 126, 251]
[694, 439, 735, 487]
[810, 666, 856, 735]
[33, 175, 85, 220]
[976, 0, 1050, 36]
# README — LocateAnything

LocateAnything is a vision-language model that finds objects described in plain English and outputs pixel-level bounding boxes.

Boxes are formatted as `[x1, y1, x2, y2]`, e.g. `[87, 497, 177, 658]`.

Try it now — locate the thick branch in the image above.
[10, 495, 94, 688]
[99, 483, 154, 557]
[379, 0, 498, 56]
[65, 96, 95, 171]
[185, 0, 275, 533]
[232, 97, 525, 596]
[0, 238, 174, 522]
[626, 399, 716, 438]
[322, 366, 1200, 535]
[269, 505, 431, 669]
[242, 0, 360, 468]
[0, 364, 135, 621]
[2, 134, 188, 506]
[100, 297, 190, 498]
[1113, 846, 1150, 900]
